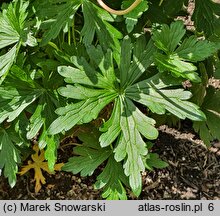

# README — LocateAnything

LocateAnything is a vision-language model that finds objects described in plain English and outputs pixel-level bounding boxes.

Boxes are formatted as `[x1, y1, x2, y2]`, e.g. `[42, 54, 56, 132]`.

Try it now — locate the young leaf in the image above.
[176, 36, 217, 62]
[152, 20, 186, 53]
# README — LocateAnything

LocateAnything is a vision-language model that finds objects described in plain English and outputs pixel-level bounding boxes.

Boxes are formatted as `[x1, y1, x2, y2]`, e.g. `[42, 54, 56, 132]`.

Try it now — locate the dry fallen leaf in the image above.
[19, 144, 63, 193]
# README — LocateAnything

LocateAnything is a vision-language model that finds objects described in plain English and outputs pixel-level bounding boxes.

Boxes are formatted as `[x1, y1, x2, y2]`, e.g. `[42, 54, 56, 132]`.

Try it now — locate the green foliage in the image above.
[49, 35, 206, 196]
[0, 121, 28, 187]
[62, 125, 112, 176]
[152, 21, 217, 82]
[193, 88, 220, 146]
[95, 155, 129, 200]
[122, 0, 148, 33]
[145, 153, 168, 170]
[192, 0, 220, 37]
[0, 0, 37, 82]
[0, 0, 220, 199]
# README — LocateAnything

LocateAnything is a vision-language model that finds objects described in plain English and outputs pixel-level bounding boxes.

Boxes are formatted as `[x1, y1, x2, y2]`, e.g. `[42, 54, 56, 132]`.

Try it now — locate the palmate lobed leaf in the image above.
[49, 36, 206, 197]
[152, 21, 218, 82]
[0, 86, 43, 123]
[152, 20, 186, 53]
[62, 125, 112, 176]
[0, 64, 62, 171]
[62, 125, 128, 200]
[26, 91, 61, 171]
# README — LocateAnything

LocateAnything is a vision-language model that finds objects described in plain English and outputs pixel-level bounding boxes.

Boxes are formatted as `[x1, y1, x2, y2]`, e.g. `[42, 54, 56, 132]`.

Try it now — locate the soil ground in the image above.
[0, 123, 220, 200]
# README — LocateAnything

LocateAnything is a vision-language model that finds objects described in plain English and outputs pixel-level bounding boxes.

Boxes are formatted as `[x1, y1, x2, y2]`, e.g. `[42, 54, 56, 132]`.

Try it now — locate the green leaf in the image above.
[58, 63, 115, 89]
[40, 0, 81, 46]
[82, 1, 122, 52]
[0, 86, 42, 123]
[192, 0, 220, 37]
[95, 156, 128, 200]
[176, 36, 217, 62]
[193, 88, 220, 146]
[154, 52, 201, 82]
[26, 92, 61, 140]
[62, 125, 112, 176]
[126, 73, 206, 121]
[0, 128, 21, 187]
[120, 36, 132, 88]
[99, 99, 121, 147]
[111, 97, 158, 196]
[50, 37, 208, 198]
[152, 21, 217, 82]
[44, 134, 59, 171]
[26, 103, 45, 140]
[152, 20, 186, 53]
[145, 153, 168, 171]
[161, 0, 186, 16]
[0, 1, 28, 49]
[120, 36, 156, 89]
[1, 65, 61, 171]
[122, 0, 148, 33]
[86, 46, 117, 88]
[0, 44, 17, 79]
[48, 92, 117, 135]
[0, 0, 36, 79]
[49, 49, 119, 135]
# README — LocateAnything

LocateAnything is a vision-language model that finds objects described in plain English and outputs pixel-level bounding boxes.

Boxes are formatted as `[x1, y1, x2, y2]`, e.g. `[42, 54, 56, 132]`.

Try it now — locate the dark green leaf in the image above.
[145, 153, 168, 171]
[0, 128, 21, 187]
[62, 125, 112, 176]
[95, 156, 128, 200]
[193, 88, 220, 146]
